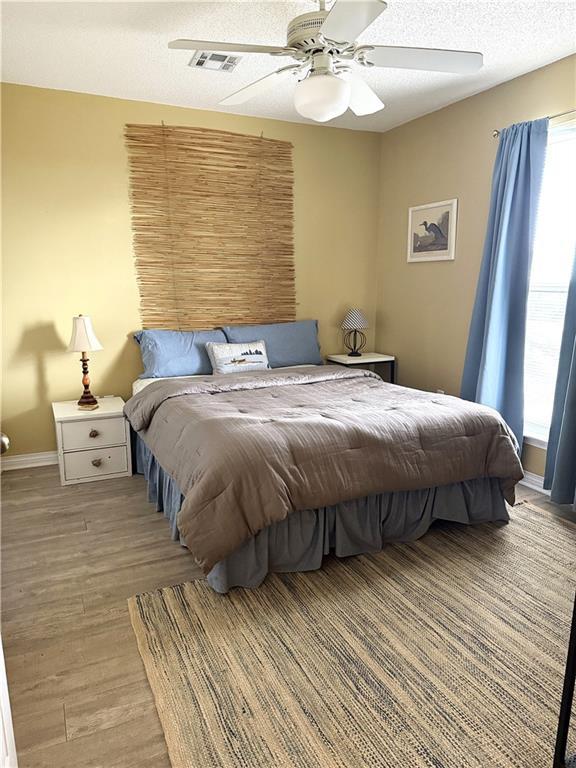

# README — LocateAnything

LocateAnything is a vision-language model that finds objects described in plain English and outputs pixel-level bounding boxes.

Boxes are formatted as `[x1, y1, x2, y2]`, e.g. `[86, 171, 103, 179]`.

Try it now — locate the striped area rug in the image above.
[129, 501, 576, 768]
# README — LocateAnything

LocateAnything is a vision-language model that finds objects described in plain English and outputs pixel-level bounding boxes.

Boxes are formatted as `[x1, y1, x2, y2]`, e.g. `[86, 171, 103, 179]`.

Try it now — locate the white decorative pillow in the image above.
[205, 340, 270, 375]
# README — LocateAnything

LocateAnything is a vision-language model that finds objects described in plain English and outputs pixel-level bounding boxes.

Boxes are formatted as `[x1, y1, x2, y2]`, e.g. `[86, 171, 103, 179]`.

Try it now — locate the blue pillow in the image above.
[221, 320, 322, 368]
[134, 329, 227, 378]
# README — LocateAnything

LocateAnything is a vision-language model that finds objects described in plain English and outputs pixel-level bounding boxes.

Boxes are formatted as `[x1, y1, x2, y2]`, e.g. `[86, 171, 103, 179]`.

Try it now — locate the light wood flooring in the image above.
[0, 466, 567, 767]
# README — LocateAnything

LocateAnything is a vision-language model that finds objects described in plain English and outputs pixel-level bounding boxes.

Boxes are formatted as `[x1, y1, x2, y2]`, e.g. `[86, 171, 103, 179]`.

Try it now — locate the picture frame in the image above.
[407, 198, 458, 263]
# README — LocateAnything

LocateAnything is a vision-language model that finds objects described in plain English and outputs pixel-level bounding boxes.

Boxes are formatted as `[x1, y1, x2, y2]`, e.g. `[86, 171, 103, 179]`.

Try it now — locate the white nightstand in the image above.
[326, 353, 396, 383]
[52, 397, 132, 486]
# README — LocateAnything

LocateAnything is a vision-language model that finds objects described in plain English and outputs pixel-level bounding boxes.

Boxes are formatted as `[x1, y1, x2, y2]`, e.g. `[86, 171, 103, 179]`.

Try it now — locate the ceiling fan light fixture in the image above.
[294, 72, 351, 123]
[170, 0, 484, 120]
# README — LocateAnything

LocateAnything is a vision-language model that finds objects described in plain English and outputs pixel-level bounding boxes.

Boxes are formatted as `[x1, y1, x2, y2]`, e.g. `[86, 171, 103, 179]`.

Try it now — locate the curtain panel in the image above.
[461, 118, 549, 445]
[544, 251, 576, 506]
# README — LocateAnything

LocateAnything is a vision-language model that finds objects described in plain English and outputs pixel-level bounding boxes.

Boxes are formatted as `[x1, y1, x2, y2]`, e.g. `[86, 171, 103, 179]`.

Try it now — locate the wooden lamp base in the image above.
[78, 353, 99, 410]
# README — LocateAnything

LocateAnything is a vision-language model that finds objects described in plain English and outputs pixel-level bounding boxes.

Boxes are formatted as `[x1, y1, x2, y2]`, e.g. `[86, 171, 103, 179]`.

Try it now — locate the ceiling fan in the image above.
[169, 0, 483, 123]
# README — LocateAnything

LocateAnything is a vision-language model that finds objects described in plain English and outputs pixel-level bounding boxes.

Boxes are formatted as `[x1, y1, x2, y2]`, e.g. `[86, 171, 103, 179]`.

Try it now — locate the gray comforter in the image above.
[124, 366, 523, 572]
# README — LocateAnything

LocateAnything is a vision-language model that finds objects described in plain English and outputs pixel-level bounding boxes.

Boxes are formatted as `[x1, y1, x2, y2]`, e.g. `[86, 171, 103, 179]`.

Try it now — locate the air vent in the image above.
[188, 52, 241, 72]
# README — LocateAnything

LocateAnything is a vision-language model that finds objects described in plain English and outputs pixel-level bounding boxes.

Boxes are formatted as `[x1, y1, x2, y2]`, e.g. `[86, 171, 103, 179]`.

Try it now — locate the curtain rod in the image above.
[492, 108, 576, 138]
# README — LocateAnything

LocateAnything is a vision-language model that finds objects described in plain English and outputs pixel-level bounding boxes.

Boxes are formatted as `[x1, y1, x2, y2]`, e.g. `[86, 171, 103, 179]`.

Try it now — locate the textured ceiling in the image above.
[2, 1, 575, 132]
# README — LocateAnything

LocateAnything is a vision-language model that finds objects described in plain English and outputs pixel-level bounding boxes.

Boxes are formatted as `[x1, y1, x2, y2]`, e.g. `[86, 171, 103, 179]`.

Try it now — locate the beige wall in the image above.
[375, 55, 576, 474]
[1, 84, 381, 454]
[3, 56, 574, 467]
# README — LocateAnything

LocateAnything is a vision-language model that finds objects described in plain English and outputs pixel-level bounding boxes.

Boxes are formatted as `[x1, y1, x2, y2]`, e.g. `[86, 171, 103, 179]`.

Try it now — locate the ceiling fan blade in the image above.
[219, 67, 300, 106]
[364, 45, 483, 74]
[344, 73, 385, 115]
[169, 39, 287, 55]
[321, 0, 387, 43]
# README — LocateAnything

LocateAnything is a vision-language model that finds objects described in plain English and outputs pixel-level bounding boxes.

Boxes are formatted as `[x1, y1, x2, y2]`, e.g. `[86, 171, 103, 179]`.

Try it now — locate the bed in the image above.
[125, 363, 523, 593]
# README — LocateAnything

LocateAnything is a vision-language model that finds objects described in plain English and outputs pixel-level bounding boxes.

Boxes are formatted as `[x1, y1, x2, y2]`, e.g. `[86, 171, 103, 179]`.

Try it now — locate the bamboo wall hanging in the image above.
[125, 124, 295, 329]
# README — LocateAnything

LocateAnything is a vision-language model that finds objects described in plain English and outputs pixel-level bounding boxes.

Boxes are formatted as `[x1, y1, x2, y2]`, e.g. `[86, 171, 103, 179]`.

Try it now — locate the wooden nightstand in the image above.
[326, 353, 396, 383]
[52, 397, 132, 486]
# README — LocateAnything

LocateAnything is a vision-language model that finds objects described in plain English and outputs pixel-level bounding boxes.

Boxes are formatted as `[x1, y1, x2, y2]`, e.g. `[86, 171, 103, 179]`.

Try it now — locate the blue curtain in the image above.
[461, 119, 549, 444]
[544, 251, 576, 506]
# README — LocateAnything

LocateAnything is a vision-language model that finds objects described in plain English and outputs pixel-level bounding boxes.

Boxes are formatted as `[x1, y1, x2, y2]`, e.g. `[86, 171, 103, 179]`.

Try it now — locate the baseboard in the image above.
[0, 451, 58, 472]
[519, 471, 551, 496]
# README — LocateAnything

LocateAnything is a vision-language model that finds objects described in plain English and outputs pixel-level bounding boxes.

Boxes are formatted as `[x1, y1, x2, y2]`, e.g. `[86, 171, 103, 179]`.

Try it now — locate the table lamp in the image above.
[68, 315, 103, 409]
[341, 308, 369, 357]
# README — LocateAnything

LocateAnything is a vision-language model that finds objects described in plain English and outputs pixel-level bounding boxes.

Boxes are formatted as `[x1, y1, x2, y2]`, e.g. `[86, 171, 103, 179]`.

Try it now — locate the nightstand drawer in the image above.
[61, 417, 126, 451]
[63, 446, 129, 482]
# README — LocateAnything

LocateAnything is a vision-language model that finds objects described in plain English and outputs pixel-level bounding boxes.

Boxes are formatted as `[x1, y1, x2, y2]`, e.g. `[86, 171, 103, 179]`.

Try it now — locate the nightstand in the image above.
[326, 353, 396, 383]
[52, 397, 132, 486]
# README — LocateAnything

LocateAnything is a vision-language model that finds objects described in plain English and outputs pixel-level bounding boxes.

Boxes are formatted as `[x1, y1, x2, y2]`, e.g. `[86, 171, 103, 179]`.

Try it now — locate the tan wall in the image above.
[4, 57, 574, 466]
[1, 84, 381, 454]
[375, 55, 576, 474]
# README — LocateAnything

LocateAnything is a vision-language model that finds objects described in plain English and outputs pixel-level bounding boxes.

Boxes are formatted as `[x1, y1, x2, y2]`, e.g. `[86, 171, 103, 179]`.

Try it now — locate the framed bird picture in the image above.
[407, 198, 458, 262]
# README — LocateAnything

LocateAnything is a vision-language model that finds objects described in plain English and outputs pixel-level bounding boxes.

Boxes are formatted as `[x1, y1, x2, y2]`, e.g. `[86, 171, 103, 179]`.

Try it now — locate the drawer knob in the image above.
[91, 458, 103, 468]
[89, 429, 100, 438]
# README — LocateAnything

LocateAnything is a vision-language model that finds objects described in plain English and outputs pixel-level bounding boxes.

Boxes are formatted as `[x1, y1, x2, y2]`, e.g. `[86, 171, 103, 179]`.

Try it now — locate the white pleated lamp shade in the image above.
[341, 308, 369, 331]
[67, 315, 103, 353]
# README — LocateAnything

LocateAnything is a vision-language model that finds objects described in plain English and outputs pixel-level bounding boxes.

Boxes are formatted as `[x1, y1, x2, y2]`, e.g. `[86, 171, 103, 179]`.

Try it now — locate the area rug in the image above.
[128, 501, 576, 768]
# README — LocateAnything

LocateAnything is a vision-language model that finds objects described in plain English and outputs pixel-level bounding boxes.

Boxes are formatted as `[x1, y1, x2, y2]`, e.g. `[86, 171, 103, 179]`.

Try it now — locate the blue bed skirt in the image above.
[134, 435, 509, 593]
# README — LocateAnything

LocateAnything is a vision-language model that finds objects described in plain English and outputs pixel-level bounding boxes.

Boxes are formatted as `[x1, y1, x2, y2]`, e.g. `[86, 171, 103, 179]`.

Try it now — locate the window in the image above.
[524, 119, 576, 443]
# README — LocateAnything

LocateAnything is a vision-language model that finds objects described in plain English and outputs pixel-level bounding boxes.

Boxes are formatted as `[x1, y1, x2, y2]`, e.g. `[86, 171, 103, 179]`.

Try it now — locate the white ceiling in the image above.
[2, 1, 575, 132]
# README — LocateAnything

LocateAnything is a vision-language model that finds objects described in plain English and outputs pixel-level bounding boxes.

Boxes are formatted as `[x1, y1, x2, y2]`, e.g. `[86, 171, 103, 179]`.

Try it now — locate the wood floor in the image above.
[0, 466, 565, 767]
[1, 465, 202, 767]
